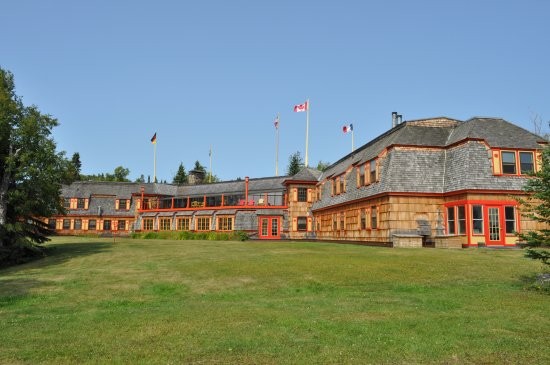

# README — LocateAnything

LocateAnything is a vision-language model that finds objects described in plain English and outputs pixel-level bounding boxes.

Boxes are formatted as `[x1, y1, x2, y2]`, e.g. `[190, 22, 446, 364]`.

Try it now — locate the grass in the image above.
[0, 236, 548, 364]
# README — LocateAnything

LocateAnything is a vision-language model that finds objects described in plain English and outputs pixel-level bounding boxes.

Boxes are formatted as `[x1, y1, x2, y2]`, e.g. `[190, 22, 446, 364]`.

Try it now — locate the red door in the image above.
[484, 206, 505, 245]
[259, 216, 280, 239]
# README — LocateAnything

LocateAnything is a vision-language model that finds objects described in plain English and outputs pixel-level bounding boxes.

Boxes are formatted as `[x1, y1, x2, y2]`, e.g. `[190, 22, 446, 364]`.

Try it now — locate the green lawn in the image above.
[0, 237, 548, 364]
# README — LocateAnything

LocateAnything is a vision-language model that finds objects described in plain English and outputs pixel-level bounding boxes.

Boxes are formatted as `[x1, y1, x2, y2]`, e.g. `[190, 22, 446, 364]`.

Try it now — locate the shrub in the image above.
[132, 230, 249, 242]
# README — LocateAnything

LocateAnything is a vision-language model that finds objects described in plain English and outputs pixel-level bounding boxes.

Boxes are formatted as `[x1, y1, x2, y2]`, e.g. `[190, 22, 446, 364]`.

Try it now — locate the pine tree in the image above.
[517, 146, 550, 266]
[173, 163, 188, 185]
[286, 151, 303, 176]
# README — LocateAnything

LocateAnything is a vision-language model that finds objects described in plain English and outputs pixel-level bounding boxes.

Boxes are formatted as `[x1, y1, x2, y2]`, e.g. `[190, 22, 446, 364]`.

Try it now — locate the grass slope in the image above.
[0, 237, 548, 364]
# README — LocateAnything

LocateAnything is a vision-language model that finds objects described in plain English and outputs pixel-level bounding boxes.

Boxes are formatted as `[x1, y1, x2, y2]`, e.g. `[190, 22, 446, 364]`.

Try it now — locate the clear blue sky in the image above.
[2, 0, 549, 182]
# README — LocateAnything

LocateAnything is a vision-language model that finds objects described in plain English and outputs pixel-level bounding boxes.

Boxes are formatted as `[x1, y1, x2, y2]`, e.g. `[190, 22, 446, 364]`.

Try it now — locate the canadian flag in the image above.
[342, 124, 353, 133]
[293, 101, 308, 112]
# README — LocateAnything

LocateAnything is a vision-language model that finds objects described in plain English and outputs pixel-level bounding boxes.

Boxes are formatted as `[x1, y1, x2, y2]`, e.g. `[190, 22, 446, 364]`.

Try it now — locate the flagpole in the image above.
[153, 141, 157, 183]
[352, 129, 355, 152]
[209, 145, 212, 183]
[275, 113, 280, 176]
[305, 98, 310, 167]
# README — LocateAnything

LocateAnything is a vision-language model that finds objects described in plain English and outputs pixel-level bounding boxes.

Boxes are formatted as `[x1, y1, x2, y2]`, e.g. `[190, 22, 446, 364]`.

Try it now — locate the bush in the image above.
[132, 230, 249, 242]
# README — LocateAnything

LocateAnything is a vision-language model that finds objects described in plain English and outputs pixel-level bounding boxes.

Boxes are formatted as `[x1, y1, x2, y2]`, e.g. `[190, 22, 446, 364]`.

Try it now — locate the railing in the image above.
[141, 193, 285, 211]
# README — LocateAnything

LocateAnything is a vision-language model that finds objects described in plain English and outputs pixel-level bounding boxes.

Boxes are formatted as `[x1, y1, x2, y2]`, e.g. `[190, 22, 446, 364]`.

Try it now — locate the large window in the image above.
[48, 219, 56, 229]
[77, 198, 85, 209]
[74, 219, 82, 230]
[447, 205, 466, 235]
[142, 218, 153, 231]
[472, 205, 483, 234]
[63, 219, 71, 229]
[297, 217, 307, 231]
[520, 152, 534, 174]
[196, 217, 210, 231]
[103, 220, 112, 231]
[88, 219, 97, 230]
[501, 151, 517, 174]
[297, 187, 308, 202]
[505, 206, 516, 234]
[218, 216, 234, 231]
[361, 209, 366, 229]
[118, 220, 126, 231]
[177, 217, 190, 231]
[160, 218, 171, 231]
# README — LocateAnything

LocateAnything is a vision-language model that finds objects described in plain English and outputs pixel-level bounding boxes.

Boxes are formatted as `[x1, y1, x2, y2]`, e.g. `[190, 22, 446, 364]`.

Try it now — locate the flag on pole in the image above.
[151, 132, 157, 144]
[343, 124, 353, 133]
[293, 101, 308, 112]
[274, 115, 279, 129]
[209, 146, 212, 157]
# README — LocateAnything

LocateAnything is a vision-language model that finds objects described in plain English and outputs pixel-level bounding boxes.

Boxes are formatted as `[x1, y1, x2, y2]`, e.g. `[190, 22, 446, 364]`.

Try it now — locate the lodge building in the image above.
[50, 116, 547, 247]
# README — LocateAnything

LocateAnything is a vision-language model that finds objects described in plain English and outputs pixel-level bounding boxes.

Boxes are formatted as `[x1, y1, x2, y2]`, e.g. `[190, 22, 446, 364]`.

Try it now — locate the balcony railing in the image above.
[140, 193, 286, 211]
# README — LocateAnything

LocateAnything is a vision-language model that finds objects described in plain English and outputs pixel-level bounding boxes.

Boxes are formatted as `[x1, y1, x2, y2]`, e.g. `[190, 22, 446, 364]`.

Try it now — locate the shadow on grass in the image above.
[0, 241, 113, 305]
[1, 240, 113, 274]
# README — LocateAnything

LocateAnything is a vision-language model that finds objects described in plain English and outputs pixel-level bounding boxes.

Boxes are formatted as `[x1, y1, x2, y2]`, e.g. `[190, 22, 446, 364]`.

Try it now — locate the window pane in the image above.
[472, 205, 483, 234]
[370, 160, 376, 183]
[371, 206, 377, 229]
[271, 219, 278, 236]
[519, 152, 534, 174]
[457, 206, 466, 234]
[89, 219, 97, 230]
[505, 206, 516, 234]
[501, 151, 517, 174]
[297, 188, 307, 202]
[447, 207, 455, 234]
[297, 217, 307, 231]
[104, 220, 111, 231]
[74, 219, 82, 230]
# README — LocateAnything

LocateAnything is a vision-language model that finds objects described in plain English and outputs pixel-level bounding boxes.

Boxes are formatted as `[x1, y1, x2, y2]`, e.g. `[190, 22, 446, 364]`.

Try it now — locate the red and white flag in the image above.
[274, 116, 279, 129]
[293, 101, 308, 112]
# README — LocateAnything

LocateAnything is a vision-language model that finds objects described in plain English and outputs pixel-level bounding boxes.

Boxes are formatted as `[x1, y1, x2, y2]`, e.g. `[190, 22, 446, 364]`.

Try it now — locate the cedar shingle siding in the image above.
[49, 116, 546, 246]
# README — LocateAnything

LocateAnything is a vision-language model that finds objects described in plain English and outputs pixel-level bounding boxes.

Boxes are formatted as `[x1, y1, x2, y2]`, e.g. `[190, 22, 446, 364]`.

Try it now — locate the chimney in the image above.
[397, 114, 403, 124]
[392, 112, 398, 128]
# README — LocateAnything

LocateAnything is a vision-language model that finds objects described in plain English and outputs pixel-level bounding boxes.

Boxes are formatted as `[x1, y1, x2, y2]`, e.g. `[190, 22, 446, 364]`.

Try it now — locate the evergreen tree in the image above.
[286, 151, 303, 176]
[0, 67, 68, 259]
[193, 160, 206, 172]
[173, 163, 188, 185]
[71, 152, 82, 180]
[517, 146, 550, 266]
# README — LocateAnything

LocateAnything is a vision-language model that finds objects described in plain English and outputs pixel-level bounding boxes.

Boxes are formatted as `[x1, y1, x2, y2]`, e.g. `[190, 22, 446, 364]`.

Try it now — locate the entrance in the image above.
[259, 216, 280, 239]
[485, 206, 505, 245]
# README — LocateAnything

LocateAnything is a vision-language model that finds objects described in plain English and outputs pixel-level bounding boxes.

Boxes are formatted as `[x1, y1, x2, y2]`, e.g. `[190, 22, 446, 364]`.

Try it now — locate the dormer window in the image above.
[498, 150, 535, 175]
[118, 199, 128, 210]
[519, 152, 534, 174]
[77, 198, 85, 209]
[501, 151, 516, 174]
